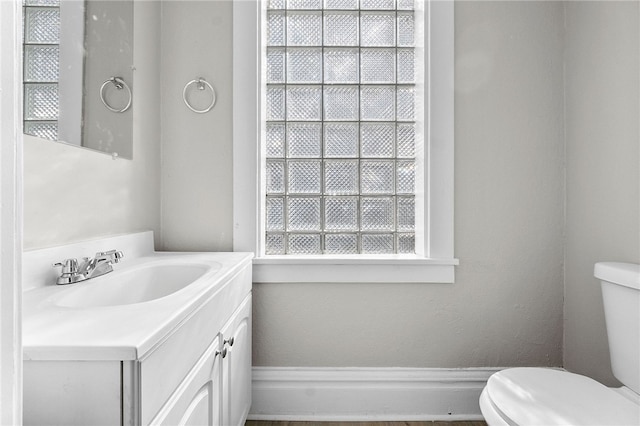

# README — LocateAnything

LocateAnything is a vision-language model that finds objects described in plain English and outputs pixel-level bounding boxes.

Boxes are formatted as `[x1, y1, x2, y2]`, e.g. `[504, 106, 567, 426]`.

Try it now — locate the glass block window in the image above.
[23, 0, 60, 140]
[265, 0, 416, 255]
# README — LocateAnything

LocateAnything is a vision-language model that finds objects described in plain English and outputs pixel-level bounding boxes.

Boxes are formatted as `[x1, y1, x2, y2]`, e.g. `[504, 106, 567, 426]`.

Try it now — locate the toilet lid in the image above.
[486, 368, 640, 426]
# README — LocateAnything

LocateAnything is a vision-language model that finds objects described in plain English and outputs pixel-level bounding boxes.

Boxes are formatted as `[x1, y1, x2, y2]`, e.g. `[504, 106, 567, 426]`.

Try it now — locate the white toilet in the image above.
[479, 262, 640, 426]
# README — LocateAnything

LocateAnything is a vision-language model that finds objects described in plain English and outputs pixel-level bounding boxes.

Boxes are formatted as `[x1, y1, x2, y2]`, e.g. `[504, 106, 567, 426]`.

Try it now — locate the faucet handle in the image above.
[95, 250, 124, 263]
[53, 258, 79, 275]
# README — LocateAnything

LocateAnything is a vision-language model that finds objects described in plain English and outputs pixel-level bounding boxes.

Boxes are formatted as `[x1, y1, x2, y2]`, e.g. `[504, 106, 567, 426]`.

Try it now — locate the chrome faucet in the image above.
[53, 250, 124, 285]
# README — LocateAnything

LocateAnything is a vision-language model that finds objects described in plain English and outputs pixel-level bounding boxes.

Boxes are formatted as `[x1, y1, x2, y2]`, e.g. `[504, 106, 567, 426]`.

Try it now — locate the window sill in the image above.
[252, 256, 459, 283]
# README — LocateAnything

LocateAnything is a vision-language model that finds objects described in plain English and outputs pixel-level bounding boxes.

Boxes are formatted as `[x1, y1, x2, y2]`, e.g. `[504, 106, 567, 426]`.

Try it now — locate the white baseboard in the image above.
[248, 367, 502, 421]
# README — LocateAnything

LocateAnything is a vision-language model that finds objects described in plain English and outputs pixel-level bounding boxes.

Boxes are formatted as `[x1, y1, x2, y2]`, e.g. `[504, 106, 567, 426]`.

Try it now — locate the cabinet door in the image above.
[221, 295, 252, 426]
[150, 336, 223, 426]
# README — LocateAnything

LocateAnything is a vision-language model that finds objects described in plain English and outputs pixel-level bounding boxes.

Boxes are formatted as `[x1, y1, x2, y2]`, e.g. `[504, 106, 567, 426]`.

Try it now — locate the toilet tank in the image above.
[594, 262, 640, 394]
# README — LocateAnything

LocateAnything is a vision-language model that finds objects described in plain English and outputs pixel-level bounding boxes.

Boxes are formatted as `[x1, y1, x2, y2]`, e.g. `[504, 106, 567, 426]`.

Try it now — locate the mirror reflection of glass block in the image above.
[24, 121, 57, 140]
[266, 86, 285, 120]
[361, 13, 395, 47]
[361, 86, 395, 121]
[24, 45, 59, 82]
[361, 197, 394, 231]
[361, 160, 395, 194]
[397, 0, 414, 10]
[325, 197, 358, 231]
[361, 0, 395, 9]
[324, 123, 358, 157]
[360, 123, 394, 158]
[287, 123, 322, 157]
[266, 123, 285, 158]
[268, 0, 286, 9]
[397, 123, 415, 158]
[397, 160, 415, 194]
[267, 48, 285, 83]
[266, 233, 285, 255]
[287, 48, 322, 83]
[397, 233, 415, 253]
[397, 87, 415, 121]
[288, 233, 321, 254]
[266, 197, 285, 231]
[324, 233, 358, 254]
[324, 49, 359, 84]
[324, 0, 358, 9]
[267, 12, 285, 46]
[398, 12, 415, 47]
[287, 12, 322, 46]
[397, 49, 415, 84]
[287, 86, 322, 121]
[325, 160, 359, 194]
[266, 160, 286, 194]
[324, 86, 359, 121]
[361, 49, 395, 84]
[288, 160, 321, 193]
[361, 234, 394, 253]
[287, 0, 322, 9]
[324, 12, 359, 46]
[397, 196, 415, 231]
[24, 7, 60, 44]
[287, 197, 321, 231]
[24, 83, 58, 120]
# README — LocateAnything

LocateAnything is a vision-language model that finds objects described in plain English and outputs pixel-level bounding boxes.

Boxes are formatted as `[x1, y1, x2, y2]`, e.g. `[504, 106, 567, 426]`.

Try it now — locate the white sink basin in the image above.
[55, 263, 212, 308]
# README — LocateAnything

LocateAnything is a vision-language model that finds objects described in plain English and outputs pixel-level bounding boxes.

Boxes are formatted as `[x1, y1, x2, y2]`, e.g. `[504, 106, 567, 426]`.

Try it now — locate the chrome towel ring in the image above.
[99, 77, 132, 113]
[183, 77, 216, 114]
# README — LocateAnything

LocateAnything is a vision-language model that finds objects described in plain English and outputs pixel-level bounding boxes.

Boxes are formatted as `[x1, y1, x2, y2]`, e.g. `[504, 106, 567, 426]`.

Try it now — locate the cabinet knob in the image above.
[224, 337, 235, 347]
[215, 347, 228, 358]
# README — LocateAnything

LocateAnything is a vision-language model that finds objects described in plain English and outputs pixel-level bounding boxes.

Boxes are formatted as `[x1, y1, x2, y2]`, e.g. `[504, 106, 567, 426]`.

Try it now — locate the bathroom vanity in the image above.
[22, 232, 253, 426]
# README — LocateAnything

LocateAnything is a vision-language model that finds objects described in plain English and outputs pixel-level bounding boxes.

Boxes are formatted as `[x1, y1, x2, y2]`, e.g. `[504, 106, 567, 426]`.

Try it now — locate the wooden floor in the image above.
[246, 421, 487, 426]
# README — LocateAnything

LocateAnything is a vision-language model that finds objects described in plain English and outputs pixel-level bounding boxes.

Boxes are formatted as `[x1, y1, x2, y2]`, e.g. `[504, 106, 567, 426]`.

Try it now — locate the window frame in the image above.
[233, 0, 456, 283]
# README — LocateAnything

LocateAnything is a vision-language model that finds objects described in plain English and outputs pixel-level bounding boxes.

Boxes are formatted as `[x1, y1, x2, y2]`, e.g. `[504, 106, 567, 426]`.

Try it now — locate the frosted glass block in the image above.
[397, 49, 415, 83]
[324, 234, 358, 254]
[266, 86, 285, 120]
[287, 86, 322, 121]
[288, 234, 321, 254]
[360, 123, 394, 158]
[324, 122, 358, 157]
[361, 0, 395, 9]
[287, 48, 322, 83]
[288, 160, 321, 193]
[360, 197, 394, 231]
[397, 233, 415, 253]
[397, 87, 415, 121]
[24, 121, 57, 140]
[24, 45, 59, 82]
[361, 13, 395, 47]
[324, 86, 359, 121]
[361, 86, 395, 121]
[266, 160, 286, 194]
[266, 123, 285, 158]
[267, 48, 285, 83]
[361, 234, 394, 253]
[398, 12, 415, 47]
[325, 160, 359, 194]
[396, 160, 415, 193]
[324, 12, 358, 46]
[287, 0, 322, 8]
[266, 197, 285, 231]
[266, 233, 285, 255]
[287, 197, 321, 231]
[25, 0, 59, 5]
[287, 123, 322, 157]
[397, 123, 415, 157]
[24, 83, 58, 120]
[287, 12, 322, 46]
[324, 49, 359, 84]
[361, 49, 395, 84]
[361, 160, 394, 194]
[24, 7, 60, 44]
[324, 0, 358, 9]
[397, 0, 414, 10]
[267, 12, 285, 46]
[268, 0, 286, 9]
[397, 196, 415, 231]
[324, 197, 358, 231]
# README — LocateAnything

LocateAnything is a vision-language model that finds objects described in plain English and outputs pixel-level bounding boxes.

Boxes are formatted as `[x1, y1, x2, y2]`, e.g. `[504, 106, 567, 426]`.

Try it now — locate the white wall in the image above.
[23, 1, 161, 250]
[564, 1, 640, 386]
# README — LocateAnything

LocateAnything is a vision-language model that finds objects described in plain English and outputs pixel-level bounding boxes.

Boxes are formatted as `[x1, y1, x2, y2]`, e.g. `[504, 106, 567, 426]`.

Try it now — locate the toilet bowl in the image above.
[480, 262, 640, 426]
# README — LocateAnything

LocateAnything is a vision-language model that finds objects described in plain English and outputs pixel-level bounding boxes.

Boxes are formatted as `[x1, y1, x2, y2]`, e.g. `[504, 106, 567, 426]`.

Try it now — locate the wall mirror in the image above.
[23, 0, 134, 159]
